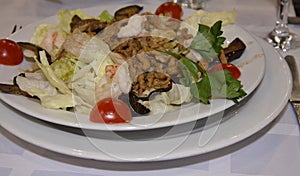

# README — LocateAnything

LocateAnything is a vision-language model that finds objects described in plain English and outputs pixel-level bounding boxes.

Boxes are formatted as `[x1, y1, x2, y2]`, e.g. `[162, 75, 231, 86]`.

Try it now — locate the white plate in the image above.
[0, 38, 291, 162]
[0, 4, 265, 131]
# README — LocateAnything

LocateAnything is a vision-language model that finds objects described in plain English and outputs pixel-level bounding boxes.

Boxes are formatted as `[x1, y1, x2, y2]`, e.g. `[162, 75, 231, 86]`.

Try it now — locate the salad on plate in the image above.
[0, 2, 249, 125]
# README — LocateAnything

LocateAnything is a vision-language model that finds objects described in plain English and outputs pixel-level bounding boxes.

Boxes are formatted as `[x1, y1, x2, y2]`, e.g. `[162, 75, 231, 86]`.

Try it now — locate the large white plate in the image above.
[0, 38, 291, 162]
[0, 4, 265, 130]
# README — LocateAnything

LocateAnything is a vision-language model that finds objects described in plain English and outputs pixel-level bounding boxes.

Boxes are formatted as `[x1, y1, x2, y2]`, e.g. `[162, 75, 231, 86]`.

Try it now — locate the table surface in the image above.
[0, 0, 299, 176]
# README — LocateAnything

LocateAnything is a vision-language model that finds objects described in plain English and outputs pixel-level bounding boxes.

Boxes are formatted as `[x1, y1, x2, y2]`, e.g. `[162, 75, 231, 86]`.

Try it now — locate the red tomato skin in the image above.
[209, 63, 241, 79]
[90, 98, 132, 124]
[0, 39, 23, 66]
[155, 2, 183, 20]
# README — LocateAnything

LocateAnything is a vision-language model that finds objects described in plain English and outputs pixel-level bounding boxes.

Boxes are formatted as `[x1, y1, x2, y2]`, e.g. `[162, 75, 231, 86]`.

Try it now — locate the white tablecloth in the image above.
[0, 0, 299, 175]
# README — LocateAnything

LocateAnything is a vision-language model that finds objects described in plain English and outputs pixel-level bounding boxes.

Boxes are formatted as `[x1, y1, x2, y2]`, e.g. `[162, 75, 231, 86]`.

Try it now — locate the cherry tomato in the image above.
[0, 39, 23, 66]
[155, 2, 183, 20]
[90, 98, 132, 124]
[209, 63, 241, 79]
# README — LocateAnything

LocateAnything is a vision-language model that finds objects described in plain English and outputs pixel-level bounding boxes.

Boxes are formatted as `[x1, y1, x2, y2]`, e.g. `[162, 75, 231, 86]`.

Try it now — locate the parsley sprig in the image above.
[160, 20, 247, 104]
[189, 20, 226, 60]
[179, 55, 246, 104]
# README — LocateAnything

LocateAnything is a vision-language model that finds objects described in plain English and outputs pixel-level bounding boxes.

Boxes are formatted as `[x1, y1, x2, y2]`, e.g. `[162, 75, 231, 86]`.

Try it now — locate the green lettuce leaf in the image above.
[57, 9, 91, 33]
[50, 58, 76, 81]
[98, 10, 114, 23]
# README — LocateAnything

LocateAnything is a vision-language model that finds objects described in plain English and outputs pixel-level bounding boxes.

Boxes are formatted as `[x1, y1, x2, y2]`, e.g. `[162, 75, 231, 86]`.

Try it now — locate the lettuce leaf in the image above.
[50, 58, 76, 81]
[34, 51, 72, 95]
[15, 73, 74, 109]
[57, 9, 91, 33]
[30, 23, 65, 46]
[98, 10, 114, 23]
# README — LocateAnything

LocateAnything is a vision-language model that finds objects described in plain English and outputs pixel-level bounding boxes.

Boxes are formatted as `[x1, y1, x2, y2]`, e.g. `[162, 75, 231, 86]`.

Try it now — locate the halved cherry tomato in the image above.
[209, 63, 241, 79]
[90, 98, 132, 124]
[0, 39, 23, 66]
[155, 2, 183, 20]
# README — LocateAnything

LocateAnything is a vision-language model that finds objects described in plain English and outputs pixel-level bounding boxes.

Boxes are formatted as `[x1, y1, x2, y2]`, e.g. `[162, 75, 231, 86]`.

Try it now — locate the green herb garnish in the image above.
[158, 20, 247, 104]
[189, 20, 226, 60]
[189, 69, 247, 104]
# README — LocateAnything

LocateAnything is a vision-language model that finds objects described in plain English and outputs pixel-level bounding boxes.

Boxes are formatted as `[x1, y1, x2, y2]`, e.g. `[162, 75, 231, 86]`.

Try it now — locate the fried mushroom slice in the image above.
[129, 71, 173, 114]
[70, 15, 107, 35]
[114, 5, 143, 21]
[17, 42, 53, 64]
[0, 83, 31, 97]
[223, 37, 246, 62]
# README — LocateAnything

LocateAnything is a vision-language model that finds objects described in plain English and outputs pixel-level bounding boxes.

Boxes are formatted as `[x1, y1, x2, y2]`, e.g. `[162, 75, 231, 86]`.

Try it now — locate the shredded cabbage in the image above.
[16, 74, 58, 97]
[71, 38, 114, 113]
[39, 94, 74, 109]
[50, 58, 76, 81]
[140, 83, 192, 114]
[34, 51, 72, 95]
[30, 23, 66, 48]
[16, 73, 74, 109]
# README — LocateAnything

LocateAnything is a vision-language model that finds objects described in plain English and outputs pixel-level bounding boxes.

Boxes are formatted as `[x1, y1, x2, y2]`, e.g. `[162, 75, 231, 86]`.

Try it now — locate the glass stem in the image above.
[274, 0, 290, 36]
[267, 0, 293, 51]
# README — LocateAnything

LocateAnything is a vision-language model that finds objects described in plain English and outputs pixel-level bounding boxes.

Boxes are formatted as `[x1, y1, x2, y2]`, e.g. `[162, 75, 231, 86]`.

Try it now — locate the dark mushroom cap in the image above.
[223, 37, 246, 62]
[114, 5, 143, 21]
[70, 15, 107, 34]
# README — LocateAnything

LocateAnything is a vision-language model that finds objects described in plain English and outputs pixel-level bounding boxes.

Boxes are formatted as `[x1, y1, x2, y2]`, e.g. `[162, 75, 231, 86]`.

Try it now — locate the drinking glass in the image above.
[266, 0, 294, 51]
